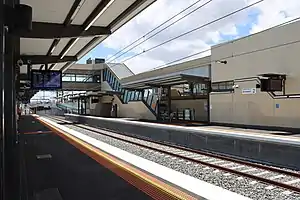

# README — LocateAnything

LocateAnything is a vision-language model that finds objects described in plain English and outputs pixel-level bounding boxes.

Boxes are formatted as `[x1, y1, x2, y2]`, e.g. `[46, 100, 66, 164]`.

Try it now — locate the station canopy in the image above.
[121, 73, 210, 89]
[120, 56, 211, 89]
[20, 0, 156, 72]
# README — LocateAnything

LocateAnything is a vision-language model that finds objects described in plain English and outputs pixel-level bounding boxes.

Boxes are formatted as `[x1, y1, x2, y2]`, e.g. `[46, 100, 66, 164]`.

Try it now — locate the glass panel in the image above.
[128, 91, 132, 103]
[120, 89, 125, 100]
[104, 69, 107, 81]
[135, 91, 139, 100]
[86, 77, 93, 82]
[127, 91, 131, 101]
[226, 81, 234, 89]
[218, 83, 226, 90]
[62, 74, 75, 82]
[124, 90, 128, 103]
[75, 75, 88, 82]
[211, 83, 219, 91]
[147, 93, 152, 105]
[145, 90, 150, 102]
[149, 95, 154, 108]
[113, 78, 118, 90]
[131, 91, 136, 101]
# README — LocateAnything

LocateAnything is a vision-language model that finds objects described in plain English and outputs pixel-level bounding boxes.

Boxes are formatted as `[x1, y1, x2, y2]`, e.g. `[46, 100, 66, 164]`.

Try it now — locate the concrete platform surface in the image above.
[19, 115, 151, 200]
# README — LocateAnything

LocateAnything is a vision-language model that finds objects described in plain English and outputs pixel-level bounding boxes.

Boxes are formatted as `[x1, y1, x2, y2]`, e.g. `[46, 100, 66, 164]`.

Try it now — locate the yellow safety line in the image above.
[35, 116, 196, 200]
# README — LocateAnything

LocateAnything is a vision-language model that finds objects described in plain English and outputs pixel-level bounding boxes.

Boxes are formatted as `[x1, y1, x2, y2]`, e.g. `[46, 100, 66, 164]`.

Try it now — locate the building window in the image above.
[62, 74, 75, 82]
[211, 81, 234, 92]
[193, 83, 207, 95]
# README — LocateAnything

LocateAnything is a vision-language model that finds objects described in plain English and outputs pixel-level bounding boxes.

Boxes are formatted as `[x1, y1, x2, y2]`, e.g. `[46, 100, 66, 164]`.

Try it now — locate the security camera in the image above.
[17, 59, 23, 67]
[27, 60, 31, 65]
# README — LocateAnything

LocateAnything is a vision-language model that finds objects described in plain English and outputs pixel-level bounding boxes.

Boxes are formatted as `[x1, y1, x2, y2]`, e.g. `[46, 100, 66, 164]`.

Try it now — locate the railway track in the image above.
[46, 115, 300, 196]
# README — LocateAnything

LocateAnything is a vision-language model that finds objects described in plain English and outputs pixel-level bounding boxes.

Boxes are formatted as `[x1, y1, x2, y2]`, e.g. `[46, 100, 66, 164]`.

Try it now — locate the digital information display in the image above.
[31, 70, 62, 90]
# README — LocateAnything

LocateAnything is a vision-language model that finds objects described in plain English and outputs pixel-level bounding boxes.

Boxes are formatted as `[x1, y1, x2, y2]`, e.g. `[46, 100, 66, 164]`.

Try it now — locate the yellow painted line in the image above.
[35, 116, 197, 200]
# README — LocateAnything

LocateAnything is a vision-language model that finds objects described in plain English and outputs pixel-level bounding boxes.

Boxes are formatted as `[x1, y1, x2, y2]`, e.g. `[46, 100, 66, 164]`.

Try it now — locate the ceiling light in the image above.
[84, 0, 115, 31]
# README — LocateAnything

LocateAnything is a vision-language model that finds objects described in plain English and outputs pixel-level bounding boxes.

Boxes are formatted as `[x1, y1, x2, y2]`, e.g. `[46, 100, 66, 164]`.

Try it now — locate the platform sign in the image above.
[242, 88, 256, 94]
[31, 70, 62, 90]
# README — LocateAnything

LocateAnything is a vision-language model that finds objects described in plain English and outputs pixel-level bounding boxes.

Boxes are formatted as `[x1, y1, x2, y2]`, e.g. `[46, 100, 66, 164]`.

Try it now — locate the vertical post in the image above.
[4, 0, 15, 199]
[0, 0, 5, 199]
[77, 98, 80, 114]
[84, 98, 87, 115]
[13, 2, 20, 200]
[167, 86, 171, 119]
[207, 64, 211, 124]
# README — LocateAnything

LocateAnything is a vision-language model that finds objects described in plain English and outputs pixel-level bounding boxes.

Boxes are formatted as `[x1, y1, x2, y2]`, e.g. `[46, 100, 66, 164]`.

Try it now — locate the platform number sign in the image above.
[242, 88, 256, 94]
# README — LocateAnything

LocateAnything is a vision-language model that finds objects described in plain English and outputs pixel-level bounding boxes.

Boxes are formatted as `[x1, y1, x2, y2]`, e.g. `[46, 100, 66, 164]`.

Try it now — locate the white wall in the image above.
[210, 20, 300, 128]
[211, 20, 300, 94]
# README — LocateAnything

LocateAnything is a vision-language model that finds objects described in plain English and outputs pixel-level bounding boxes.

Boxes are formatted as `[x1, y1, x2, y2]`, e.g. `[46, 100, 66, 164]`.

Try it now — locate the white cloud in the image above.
[249, 0, 300, 34]
[103, 0, 300, 74]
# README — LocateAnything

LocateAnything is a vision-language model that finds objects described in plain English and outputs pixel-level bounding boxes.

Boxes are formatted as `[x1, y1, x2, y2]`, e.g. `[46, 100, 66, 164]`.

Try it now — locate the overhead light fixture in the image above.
[50, 45, 56, 54]
[70, 0, 86, 22]
[84, 0, 115, 31]
[60, 38, 80, 59]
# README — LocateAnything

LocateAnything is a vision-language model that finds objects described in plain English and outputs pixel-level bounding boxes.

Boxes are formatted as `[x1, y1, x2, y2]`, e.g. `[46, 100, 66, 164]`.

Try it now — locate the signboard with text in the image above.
[242, 88, 256, 94]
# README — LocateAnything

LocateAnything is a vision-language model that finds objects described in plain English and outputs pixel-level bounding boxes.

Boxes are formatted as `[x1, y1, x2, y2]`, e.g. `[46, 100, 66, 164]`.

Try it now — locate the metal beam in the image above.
[0, 0, 5, 198]
[19, 22, 111, 39]
[109, 0, 149, 28]
[20, 55, 77, 65]
[82, 0, 111, 29]
[49, 0, 113, 70]
[56, 0, 157, 72]
[58, 0, 149, 72]
[41, 0, 84, 69]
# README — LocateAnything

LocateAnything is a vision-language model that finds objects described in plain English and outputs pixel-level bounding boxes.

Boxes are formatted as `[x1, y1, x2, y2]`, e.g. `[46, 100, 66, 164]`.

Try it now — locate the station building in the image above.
[56, 19, 300, 130]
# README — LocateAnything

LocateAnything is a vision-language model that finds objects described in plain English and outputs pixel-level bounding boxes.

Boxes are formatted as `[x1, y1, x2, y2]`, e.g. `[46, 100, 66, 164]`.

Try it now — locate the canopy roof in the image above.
[123, 74, 210, 89]
[20, 0, 156, 72]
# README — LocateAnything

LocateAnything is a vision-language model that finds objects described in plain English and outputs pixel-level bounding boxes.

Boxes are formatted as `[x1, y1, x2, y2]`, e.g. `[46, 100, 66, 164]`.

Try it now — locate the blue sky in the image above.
[78, 7, 261, 66]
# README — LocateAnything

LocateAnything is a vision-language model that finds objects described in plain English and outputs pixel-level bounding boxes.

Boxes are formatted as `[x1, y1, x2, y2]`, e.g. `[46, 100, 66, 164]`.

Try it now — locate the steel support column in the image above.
[4, 0, 18, 199]
[167, 86, 171, 120]
[0, 0, 5, 199]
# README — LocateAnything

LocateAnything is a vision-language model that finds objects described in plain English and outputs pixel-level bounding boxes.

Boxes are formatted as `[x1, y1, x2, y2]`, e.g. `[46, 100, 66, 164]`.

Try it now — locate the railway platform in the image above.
[19, 115, 152, 200]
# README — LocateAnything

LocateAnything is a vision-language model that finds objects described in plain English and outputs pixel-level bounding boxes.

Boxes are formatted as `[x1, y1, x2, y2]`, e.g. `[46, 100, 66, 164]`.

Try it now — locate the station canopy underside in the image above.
[122, 73, 210, 90]
[20, 0, 156, 72]
[18, 0, 156, 100]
